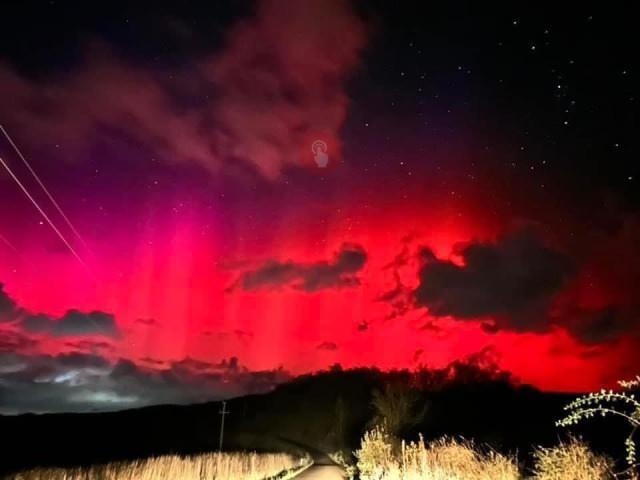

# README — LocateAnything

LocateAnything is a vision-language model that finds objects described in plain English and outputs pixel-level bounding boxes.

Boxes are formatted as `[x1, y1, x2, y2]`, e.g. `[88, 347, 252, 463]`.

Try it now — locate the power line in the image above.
[0, 125, 91, 251]
[0, 154, 91, 275]
[0, 232, 16, 252]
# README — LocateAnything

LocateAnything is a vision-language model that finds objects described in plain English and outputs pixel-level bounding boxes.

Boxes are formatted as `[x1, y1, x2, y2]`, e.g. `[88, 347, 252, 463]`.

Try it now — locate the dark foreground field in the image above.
[0, 367, 628, 476]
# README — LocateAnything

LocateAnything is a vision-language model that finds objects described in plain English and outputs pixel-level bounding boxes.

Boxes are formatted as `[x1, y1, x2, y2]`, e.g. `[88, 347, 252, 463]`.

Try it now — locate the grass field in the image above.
[6, 451, 308, 480]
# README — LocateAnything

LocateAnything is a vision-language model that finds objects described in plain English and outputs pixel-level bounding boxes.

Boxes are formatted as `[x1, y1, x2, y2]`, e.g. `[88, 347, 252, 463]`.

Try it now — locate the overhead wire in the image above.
[0, 154, 92, 275]
[0, 125, 91, 252]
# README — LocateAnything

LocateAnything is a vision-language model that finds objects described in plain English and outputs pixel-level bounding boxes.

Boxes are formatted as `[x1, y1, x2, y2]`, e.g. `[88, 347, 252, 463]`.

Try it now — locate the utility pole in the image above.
[218, 400, 230, 452]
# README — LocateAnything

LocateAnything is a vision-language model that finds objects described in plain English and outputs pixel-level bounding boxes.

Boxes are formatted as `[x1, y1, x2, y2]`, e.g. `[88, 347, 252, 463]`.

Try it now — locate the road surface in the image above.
[292, 450, 345, 479]
[294, 464, 345, 479]
[276, 436, 345, 479]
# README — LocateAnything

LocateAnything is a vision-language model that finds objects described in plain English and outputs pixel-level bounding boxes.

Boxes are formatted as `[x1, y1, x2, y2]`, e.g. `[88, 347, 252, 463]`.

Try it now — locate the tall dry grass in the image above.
[7, 451, 307, 480]
[399, 437, 519, 480]
[354, 426, 620, 480]
[355, 426, 519, 480]
[532, 439, 614, 480]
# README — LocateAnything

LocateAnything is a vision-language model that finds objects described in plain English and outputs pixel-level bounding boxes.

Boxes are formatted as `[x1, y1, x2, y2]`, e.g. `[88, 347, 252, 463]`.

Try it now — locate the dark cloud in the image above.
[64, 339, 114, 353]
[21, 310, 119, 338]
[0, 329, 37, 353]
[140, 357, 166, 367]
[236, 243, 367, 292]
[543, 217, 640, 344]
[56, 352, 111, 369]
[567, 218, 640, 343]
[241, 262, 300, 290]
[317, 341, 338, 351]
[357, 321, 369, 332]
[135, 318, 158, 327]
[561, 306, 639, 345]
[1, 283, 121, 340]
[377, 271, 413, 320]
[413, 349, 424, 363]
[0, 352, 291, 414]
[379, 235, 427, 320]
[415, 230, 573, 333]
[216, 329, 254, 343]
[214, 356, 240, 372]
[0, 353, 28, 374]
[0, 284, 20, 323]
[409, 225, 640, 346]
[19, 314, 51, 333]
[419, 320, 448, 336]
[172, 356, 217, 372]
[0, 0, 368, 179]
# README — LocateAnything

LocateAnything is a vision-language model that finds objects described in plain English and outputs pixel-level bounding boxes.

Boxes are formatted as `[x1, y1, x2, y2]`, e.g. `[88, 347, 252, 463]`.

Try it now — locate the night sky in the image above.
[0, 1, 639, 413]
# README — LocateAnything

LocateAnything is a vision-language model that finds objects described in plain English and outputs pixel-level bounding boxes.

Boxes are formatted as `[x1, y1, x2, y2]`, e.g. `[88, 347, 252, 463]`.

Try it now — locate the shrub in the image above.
[556, 375, 640, 478]
[354, 425, 397, 480]
[329, 450, 358, 479]
[532, 439, 614, 480]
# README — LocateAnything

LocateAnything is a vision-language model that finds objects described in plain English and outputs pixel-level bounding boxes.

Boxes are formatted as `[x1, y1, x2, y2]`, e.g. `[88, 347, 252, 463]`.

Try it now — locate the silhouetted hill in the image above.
[0, 367, 628, 476]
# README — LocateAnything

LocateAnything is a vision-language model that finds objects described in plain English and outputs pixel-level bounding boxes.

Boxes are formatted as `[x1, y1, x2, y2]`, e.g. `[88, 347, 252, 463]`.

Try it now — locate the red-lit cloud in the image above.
[232, 243, 367, 292]
[415, 229, 573, 333]
[0, 0, 367, 179]
[0, 351, 290, 414]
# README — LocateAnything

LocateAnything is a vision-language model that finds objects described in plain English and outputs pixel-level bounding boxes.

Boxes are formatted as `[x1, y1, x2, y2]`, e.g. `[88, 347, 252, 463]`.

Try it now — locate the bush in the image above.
[355, 425, 397, 480]
[329, 450, 358, 479]
[532, 439, 614, 480]
[556, 376, 640, 478]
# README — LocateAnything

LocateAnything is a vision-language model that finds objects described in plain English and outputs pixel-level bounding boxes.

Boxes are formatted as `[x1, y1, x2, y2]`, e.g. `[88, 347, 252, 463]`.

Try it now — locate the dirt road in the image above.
[277, 436, 346, 479]
[293, 464, 345, 479]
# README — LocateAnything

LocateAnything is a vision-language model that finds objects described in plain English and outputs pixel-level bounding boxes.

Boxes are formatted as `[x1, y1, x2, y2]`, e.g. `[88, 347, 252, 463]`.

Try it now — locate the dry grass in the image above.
[7, 451, 307, 480]
[355, 426, 519, 480]
[532, 439, 614, 480]
[355, 426, 620, 480]
[397, 437, 520, 480]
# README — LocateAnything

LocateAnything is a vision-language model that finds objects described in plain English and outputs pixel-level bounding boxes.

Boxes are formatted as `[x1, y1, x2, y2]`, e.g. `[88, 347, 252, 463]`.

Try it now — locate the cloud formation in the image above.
[317, 341, 338, 351]
[415, 230, 573, 333]
[0, 283, 289, 414]
[0, 284, 20, 323]
[0, 0, 368, 179]
[235, 243, 367, 292]
[549, 217, 640, 344]
[205, 0, 368, 178]
[0, 284, 120, 339]
[0, 352, 290, 414]
[409, 225, 640, 347]
[0, 329, 37, 353]
[22, 310, 119, 338]
[560, 306, 637, 345]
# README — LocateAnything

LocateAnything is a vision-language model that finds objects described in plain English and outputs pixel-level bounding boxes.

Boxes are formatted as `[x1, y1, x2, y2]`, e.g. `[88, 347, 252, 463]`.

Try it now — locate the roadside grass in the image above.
[355, 426, 615, 480]
[355, 426, 519, 480]
[6, 451, 309, 480]
[352, 374, 638, 480]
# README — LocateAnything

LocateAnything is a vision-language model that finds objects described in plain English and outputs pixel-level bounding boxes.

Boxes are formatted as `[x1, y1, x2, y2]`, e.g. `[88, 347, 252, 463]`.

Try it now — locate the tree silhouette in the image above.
[370, 382, 428, 438]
